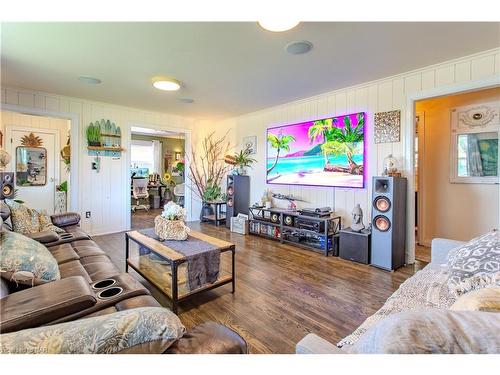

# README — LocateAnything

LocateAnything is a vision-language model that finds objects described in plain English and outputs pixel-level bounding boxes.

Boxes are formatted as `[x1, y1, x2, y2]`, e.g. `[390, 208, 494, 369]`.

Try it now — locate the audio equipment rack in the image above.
[248, 207, 341, 256]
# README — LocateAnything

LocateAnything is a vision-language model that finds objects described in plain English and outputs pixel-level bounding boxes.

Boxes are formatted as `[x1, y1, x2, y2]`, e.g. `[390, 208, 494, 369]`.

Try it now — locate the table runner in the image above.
[138, 228, 220, 291]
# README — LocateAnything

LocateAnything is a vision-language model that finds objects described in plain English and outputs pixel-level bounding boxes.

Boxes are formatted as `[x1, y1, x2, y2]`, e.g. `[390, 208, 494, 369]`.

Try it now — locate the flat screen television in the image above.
[266, 112, 366, 188]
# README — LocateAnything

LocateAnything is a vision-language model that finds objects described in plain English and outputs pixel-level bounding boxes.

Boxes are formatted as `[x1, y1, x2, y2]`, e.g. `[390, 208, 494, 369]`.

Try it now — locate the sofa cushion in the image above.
[447, 230, 500, 297]
[0, 230, 60, 286]
[348, 309, 500, 354]
[450, 287, 500, 312]
[58, 260, 92, 283]
[0, 307, 186, 354]
[48, 244, 80, 264]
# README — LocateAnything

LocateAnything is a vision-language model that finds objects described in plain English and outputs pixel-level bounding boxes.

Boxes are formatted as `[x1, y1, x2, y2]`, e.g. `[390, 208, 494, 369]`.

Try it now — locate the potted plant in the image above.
[187, 131, 231, 220]
[154, 201, 190, 241]
[86, 122, 102, 147]
[233, 145, 256, 175]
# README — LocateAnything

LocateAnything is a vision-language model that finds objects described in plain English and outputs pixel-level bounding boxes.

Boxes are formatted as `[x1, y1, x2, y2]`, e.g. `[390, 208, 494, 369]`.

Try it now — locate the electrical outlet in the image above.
[85, 211, 91, 218]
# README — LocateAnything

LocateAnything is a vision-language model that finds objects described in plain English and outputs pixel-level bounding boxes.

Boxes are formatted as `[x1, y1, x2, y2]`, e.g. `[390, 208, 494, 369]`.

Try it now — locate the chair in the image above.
[173, 183, 185, 207]
[132, 178, 150, 212]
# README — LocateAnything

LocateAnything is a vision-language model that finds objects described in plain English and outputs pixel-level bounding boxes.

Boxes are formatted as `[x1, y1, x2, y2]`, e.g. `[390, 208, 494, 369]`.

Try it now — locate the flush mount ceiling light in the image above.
[78, 76, 101, 84]
[285, 40, 313, 55]
[258, 20, 300, 32]
[152, 76, 181, 91]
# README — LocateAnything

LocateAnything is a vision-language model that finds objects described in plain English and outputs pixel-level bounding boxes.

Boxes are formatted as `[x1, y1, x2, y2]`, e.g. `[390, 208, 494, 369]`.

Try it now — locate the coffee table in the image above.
[125, 229, 235, 314]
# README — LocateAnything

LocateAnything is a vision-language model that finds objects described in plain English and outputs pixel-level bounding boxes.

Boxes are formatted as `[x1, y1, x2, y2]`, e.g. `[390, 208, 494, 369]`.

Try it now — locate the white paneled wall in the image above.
[217, 48, 500, 253]
[1, 89, 197, 235]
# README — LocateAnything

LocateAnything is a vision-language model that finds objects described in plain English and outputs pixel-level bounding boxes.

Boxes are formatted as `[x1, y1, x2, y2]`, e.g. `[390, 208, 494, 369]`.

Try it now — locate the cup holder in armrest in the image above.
[92, 279, 116, 289]
[97, 287, 123, 299]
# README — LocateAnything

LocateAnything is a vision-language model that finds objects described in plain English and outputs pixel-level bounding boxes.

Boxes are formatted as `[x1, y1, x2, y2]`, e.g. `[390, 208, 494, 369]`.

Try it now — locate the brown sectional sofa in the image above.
[0, 206, 246, 354]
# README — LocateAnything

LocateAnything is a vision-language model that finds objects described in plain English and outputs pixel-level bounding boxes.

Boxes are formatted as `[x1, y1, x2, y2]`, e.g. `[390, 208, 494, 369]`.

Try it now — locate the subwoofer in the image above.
[370, 176, 407, 271]
[0, 172, 14, 200]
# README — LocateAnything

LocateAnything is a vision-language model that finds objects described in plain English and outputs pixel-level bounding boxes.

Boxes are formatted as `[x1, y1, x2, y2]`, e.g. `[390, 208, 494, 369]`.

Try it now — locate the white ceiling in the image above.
[131, 126, 185, 138]
[1, 22, 499, 120]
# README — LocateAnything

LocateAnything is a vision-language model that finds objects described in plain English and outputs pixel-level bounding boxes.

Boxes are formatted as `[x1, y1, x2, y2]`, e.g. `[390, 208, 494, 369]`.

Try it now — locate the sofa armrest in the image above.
[296, 333, 345, 354]
[0, 276, 96, 333]
[431, 238, 466, 265]
[165, 322, 247, 354]
[25, 230, 60, 244]
[50, 212, 81, 227]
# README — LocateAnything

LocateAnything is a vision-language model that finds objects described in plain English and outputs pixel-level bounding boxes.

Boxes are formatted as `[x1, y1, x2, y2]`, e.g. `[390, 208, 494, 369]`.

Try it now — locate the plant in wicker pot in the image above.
[154, 202, 190, 241]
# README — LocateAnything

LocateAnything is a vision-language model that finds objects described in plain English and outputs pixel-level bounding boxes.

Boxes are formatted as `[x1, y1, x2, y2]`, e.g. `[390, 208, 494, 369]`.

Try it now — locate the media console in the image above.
[248, 207, 341, 256]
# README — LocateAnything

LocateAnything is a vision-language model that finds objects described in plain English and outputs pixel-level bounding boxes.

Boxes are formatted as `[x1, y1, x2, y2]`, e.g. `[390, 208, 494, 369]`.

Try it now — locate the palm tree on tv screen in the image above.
[321, 113, 364, 173]
[267, 132, 296, 174]
[308, 119, 328, 167]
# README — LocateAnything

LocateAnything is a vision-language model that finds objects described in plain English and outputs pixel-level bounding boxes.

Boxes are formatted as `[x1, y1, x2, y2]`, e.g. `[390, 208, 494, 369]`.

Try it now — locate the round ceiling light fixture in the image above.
[78, 76, 101, 84]
[285, 40, 313, 55]
[258, 20, 300, 32]
[152, 76, 181, 91]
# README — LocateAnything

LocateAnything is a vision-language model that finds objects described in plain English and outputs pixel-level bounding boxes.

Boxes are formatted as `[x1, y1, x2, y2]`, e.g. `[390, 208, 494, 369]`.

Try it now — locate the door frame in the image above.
[5, 125, 60, 212]
[404, 75, 500, 263]
[1, 104, 80, 213]
[124, 122, 193, 229]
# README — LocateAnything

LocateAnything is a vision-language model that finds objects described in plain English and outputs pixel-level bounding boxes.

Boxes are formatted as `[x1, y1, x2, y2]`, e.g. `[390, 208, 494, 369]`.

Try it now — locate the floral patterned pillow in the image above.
[0, 230, 60, 286]
[5, 200, 64, 234]
[447, 230, 500, 297]
[0, 307, 186, 354]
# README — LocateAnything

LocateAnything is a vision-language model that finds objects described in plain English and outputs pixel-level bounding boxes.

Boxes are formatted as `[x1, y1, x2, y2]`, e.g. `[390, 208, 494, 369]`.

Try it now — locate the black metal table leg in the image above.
[125, 234, 129, 272]
[231, 248, 235, 293]
[172, 261, 178, 314]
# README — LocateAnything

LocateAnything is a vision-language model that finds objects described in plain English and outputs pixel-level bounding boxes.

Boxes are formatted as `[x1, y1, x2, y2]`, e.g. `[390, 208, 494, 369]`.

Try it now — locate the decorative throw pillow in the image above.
[0, 230, 60, 286]
[4, 200, 64, 234]
[38, 213, 65, 233]
[447, 230, 500, 296]
[348, 309, 500, 354]
[5, 200, 40, 234]
[450, 287, 500, 312]
[0, 307, 186, 354]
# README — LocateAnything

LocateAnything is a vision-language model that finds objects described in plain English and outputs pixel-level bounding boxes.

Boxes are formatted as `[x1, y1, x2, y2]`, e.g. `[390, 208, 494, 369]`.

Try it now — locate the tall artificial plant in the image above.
[188, 131, 231, 202]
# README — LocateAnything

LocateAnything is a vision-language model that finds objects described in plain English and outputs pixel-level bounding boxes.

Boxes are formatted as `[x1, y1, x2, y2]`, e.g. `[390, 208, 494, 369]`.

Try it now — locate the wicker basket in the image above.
[154, 216, 190, 241]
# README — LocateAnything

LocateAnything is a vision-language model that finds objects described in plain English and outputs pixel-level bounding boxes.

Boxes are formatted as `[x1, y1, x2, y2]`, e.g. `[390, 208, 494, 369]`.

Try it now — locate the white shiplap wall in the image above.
[0, 89, 197, 235]
[217, 48, 500, 260]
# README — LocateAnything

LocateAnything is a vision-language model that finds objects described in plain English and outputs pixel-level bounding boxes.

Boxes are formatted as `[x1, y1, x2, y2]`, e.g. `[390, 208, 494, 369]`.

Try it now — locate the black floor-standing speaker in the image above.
[0, 172, 15, 200]
[226, 175, 250, 228]
[370, 176, 407, 271]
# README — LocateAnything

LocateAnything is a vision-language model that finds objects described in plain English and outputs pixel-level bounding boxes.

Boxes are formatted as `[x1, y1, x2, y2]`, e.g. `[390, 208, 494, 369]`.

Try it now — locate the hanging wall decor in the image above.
[374, 110, 401, 144]
[242, 136, 257, 155]
[20, 132, 44, 147]
[86, 119, 123, 158]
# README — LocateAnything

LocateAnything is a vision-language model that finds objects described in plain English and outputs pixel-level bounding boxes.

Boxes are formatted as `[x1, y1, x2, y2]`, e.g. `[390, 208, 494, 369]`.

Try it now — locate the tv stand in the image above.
[248, 207, 341, 256]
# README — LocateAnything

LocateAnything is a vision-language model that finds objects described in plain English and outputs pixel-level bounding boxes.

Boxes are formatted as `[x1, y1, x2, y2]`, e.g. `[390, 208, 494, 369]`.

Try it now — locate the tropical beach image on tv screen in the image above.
[266, 112, 366, 188]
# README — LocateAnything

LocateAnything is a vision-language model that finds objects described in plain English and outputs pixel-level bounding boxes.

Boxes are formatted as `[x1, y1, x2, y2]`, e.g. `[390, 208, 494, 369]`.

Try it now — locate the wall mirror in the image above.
[450, 102, 500, 184]
[16, 146, 47, 186]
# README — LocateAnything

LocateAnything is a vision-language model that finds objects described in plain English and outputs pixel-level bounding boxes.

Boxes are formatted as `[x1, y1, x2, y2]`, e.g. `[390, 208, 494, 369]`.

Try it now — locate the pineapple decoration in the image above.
[20, 133, 43, 147]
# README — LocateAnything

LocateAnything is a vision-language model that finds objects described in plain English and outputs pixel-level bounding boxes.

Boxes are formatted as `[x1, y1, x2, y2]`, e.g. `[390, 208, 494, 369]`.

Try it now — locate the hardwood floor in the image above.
[94, 220, 426, 354]
[415, 244, 431, 263]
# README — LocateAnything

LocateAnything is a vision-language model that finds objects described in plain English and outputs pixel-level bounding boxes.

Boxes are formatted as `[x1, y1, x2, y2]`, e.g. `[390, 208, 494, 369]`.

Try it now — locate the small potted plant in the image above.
[154, 201, 190, 241]
[233, 145, 256, 175]
[86, 122, 102, 147]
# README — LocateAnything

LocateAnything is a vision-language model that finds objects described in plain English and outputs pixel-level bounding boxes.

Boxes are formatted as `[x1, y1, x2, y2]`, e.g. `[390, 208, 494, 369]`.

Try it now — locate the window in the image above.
[131, 140, 154, 172]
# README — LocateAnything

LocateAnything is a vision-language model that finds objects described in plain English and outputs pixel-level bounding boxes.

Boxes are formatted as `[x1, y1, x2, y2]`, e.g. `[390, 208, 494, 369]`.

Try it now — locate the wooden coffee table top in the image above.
[126, 229, 235, 262]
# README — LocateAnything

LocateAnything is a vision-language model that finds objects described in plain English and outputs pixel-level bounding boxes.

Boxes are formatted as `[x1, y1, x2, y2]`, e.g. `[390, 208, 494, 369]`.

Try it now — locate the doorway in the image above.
[1, 110, 71, 215]
[129, 126, 186, 230]
[413, 87, 500, 262]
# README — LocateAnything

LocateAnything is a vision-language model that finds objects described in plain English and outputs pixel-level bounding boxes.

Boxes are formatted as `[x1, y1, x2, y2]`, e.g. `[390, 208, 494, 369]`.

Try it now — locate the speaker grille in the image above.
[374, 196, 391, 212]
[373, 215, 391, 232]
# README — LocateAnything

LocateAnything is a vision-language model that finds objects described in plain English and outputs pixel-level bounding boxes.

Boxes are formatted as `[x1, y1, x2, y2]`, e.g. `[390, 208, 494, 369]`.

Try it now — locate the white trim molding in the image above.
[405, 75, 500, 263]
